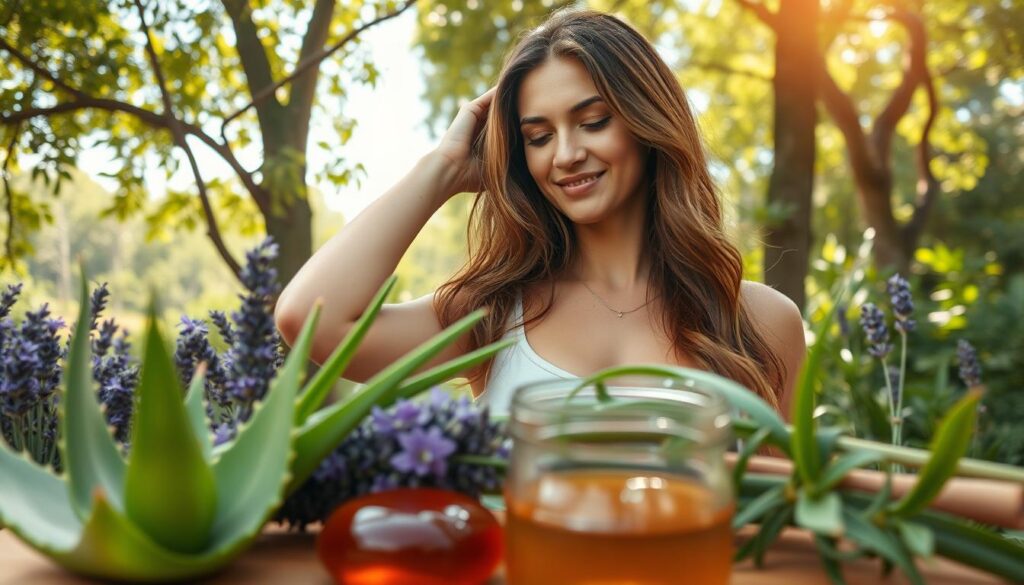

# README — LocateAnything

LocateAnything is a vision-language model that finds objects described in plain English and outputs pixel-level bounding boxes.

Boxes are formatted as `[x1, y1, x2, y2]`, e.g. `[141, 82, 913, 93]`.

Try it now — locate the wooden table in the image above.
[0, 526, 1006, 584]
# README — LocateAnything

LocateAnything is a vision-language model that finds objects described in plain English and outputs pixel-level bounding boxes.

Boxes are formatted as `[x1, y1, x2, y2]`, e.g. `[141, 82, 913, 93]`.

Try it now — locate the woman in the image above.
[275, 9, 805, 416]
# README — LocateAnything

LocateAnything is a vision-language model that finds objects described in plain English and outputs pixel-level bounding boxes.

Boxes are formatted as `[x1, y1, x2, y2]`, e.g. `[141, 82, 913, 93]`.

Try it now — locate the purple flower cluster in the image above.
[274, 388, 510, 531]
[886, 274, 916, 333]
[222, 239, 284, 422]
[173, 238, 284, 442]
[89, 283, 139, 445]
[0, 284, 64, 465]
[956, 339, 982, 388]
[859, 302, 892, 358]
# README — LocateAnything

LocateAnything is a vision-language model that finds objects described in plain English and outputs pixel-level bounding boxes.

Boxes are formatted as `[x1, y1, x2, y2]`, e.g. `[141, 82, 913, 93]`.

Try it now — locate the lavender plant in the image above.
[858, 273, 917, 449]
[275, 388, 509, 530]
[0, 282, 140, 469]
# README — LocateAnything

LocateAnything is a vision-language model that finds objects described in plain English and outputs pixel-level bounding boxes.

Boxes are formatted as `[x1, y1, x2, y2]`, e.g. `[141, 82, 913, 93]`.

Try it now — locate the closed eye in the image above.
[525, 117, 611, 147]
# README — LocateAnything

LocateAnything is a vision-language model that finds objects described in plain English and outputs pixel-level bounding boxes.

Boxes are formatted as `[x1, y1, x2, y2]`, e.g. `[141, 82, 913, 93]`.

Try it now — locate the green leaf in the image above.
[62, 277, 126, 520]
[0, 445, 83, 553]
[289, 309, 488, 491]
[294, 276, 396, 424]
[890, 389, 983, 518]
[207, 304, 320, 551]
[752, 504, 792, 566]
[813, 535, 849, 585]
[732, 426, 772, 490]
[796, 490, 844, 537]
[897, 520, 934, 558]
[578, 364, 789, 450]
[184, 364, 213, 462]
[124, 307, 217, 554]
[919, 510, 1024, 581]
[733, 483, 785, 529]
[844, 510, 924, 585]
[390, 338, 516, 401]
[816, 450, 884, 495]
[51, 491, 200, 581]
[791, 301, 837, 488]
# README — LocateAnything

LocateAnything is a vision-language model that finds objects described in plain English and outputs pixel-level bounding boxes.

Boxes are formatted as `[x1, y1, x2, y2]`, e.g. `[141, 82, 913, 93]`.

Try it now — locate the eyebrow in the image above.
[519, 95, 605, 126]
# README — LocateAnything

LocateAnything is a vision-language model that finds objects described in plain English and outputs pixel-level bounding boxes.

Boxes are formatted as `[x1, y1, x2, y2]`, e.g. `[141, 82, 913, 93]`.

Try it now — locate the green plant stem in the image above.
[733, 419, 1024, 483]
[896, 332, 907, 447]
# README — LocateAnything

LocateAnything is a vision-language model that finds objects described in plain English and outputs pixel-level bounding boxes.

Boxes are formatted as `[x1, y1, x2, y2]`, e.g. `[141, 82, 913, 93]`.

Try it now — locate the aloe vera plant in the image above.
[0, 275, 511, 582]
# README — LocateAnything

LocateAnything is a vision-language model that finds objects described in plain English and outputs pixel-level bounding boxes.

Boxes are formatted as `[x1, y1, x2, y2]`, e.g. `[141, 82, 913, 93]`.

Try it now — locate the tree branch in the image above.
[221, 0, 417, 142]
[870, 8, 929, 165]
[735, 0, 778, 31]
[0, 36, 266, 216]
[133, 0, 243, 282]
[220, 0, 282, 135]
[287, 0, 336, 137]
[903, 53, 940, 247]
[2, 122, 20, 265]
[818, 64, 874, 179]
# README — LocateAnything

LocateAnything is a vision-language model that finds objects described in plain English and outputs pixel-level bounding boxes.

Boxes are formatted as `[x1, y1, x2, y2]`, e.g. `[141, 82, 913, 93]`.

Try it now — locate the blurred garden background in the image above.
[0, 0, 1022, 462]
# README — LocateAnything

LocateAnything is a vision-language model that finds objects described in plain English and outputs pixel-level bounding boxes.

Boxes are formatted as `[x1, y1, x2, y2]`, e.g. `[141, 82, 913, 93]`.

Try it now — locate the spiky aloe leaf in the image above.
[184, 363, 213, 462]
[50, 491, 201, 582]
[288, 309, 488, 491]
[62, 277, 126, 519]
[0, 446, 82, 552]
[124, 307, 217, 554]
[205, 304, 320, 551]
[294, 276, 397, 424]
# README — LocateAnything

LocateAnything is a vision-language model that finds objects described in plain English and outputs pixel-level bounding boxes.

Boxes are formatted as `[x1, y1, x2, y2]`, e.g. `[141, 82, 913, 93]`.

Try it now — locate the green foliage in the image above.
[0, 275, 509, 581]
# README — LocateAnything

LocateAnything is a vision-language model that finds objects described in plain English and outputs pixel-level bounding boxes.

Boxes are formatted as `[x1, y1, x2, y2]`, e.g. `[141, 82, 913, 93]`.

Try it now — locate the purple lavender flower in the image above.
[274, 387, 510, 531]
[391, 426, 457, 477]
[209, 310, 235, 347]
[886, 274, 916, 333]
[222, 238, 284, 422]
[859, 303, 892, 359]
[371, 400, 424, 437]
[89, 283, 110, 333]
[956, 339, 982, 388]
[0, 283, 22, 318]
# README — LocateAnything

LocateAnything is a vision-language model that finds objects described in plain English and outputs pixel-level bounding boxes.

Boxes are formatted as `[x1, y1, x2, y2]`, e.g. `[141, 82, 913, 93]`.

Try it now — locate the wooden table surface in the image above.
[1, 525, 1007, 584]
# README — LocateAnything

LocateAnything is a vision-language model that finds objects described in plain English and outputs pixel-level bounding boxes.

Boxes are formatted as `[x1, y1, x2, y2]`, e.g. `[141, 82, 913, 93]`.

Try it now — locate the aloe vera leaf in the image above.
[124, 309, 217, 554]
[205, 305, 319, 550]
[294, 276, 397, 424]
[51, 491, 201, 582]
[62, 277, 126, 519]
[733, 483, 785, 529]
[896, 520, 934, 558]
[289, 309, 486, 490]
[890, 389, 982, 518]
[184, 363, 213, 462]
[0, 445, 82, 552]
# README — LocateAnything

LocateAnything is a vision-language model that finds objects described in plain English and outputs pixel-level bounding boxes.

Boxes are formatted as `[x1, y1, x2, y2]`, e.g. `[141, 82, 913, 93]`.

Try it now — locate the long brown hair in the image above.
[434, 9, 785, 408]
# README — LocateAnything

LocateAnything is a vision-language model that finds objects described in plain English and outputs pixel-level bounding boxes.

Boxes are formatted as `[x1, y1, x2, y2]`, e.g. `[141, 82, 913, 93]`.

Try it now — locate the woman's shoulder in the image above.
[739, 280, 806, 412]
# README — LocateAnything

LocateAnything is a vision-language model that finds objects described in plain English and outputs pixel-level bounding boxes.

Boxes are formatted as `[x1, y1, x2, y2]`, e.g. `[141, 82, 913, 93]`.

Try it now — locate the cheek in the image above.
[524, 149, 549, 186]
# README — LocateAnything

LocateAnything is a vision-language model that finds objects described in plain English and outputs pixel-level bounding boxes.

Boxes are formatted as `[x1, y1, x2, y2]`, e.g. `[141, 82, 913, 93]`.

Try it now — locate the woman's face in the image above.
[516, 56, 648, 226]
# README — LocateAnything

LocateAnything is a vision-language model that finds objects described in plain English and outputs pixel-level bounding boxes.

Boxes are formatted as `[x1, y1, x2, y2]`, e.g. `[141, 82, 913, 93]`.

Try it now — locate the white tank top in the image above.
[475, 294, 577, 416]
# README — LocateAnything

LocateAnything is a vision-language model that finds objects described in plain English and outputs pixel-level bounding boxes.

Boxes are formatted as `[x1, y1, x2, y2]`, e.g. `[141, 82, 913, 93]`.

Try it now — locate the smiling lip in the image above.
[556, 171, 605, 197]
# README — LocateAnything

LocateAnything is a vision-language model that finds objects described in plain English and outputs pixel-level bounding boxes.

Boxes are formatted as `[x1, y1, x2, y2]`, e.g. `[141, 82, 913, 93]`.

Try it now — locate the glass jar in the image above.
[504, 375, 734, 585]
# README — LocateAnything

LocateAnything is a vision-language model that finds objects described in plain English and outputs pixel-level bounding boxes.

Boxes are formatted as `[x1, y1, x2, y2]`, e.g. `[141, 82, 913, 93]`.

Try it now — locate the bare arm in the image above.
[275, 89, 495, 381]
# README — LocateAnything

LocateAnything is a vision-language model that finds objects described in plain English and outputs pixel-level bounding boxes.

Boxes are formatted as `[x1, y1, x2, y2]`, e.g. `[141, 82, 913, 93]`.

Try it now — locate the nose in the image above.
[552, 132, 586, 170]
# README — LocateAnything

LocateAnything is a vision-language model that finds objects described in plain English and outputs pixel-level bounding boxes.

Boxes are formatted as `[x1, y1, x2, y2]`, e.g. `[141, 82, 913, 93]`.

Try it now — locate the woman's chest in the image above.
[522, 292, 697, 376]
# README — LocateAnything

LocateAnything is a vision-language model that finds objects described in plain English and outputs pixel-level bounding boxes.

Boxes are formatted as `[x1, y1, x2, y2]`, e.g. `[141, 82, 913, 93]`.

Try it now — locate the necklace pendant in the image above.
[617, 312, 623, 318]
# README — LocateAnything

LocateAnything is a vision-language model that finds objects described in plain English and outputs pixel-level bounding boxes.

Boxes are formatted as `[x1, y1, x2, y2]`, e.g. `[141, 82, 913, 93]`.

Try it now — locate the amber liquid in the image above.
[505, 469, 733, 585]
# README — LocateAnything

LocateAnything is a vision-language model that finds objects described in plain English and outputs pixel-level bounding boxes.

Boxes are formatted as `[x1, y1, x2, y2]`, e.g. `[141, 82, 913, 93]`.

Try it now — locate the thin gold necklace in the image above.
[579, 280, 656, 318]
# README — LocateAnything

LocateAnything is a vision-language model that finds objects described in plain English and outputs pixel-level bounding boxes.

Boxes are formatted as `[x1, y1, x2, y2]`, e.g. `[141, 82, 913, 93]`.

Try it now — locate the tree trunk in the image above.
[762, 0, 819, 311]
[265, 195, 312, 288]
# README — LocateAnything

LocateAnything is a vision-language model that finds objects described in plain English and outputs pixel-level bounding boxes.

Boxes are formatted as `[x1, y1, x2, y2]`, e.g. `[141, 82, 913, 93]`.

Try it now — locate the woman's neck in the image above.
[571, 204, 651, 293]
